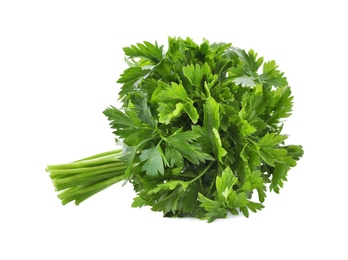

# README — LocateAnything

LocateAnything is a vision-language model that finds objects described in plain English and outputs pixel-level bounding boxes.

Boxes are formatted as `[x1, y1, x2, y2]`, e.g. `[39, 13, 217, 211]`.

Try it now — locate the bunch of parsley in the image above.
[46, 37, 303, 222]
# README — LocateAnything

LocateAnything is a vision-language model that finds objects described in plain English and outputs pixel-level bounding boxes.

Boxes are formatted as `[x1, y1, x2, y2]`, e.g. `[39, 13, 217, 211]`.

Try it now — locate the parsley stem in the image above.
[72, 149, 123, 162]
[46, 153, 123, 170]
[136, 135, 160, 149]
[58, 175, 125, 205]
[46, 150, 127, 205]
[53, 165, 127, 191]
[49, 161, 126, 177]
[189, 161, 214, 183]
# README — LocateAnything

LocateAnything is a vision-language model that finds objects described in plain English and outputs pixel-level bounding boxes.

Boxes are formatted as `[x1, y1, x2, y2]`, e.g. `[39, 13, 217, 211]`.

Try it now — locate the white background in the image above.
[1, 0, 347, 259]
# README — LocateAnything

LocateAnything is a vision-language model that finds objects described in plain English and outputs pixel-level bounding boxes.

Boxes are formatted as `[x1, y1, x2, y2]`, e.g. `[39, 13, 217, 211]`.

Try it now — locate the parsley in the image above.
[46, 37, 303, 222]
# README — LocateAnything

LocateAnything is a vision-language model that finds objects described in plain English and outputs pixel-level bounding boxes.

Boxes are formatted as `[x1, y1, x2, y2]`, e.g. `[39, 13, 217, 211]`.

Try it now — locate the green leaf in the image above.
[259, 147, 285, 167]
[157, 82, 199, 124]
[259, 133, 287, 147]
[228, 48, 259, 73]
[240, 142, 260, 170]
[261, 60, 288, 87]
[157, 102, 182, 124]
[139, 146, 165, 177]
[176, 183, 200, 213]
[247, 201, 264, 213]
[257, 185, 267, 203]
[203, 97, 227, 162]
[130, 91, 156, 127]
[182, 63, 205, 86]
[233, 76, 256, 87]
[212, 128, 227, 161]
[270, 163, 290, 193]
[117, 67, 151, 84]
[198, 193, 227, 222]
[284, 145, 304, 161]
[160, 180, 189, 191]
[204, 96, 220, 129]
[240, 206, 249, 218]
[148, 180, 189, 194]
[132, 196, 147, 208]
[151, 186, 185, 213]
[164, 130, 214, 166]
[239, 119, 257, 137]
[116, 127, 153, 147]
[257, 133, 298, 167]
[123, 41, 163, 63]
[117, 67, 151, 99]
[240, 170, 264, 192]
[183, 103, 199, 124]
[215, 167, 238, 202]
[103, 106, 154, 146]
[266, 86, 293, 127]
[239, 89, 266, 122]
[103, 106, 133, 129]
[164, 142, 184, 167]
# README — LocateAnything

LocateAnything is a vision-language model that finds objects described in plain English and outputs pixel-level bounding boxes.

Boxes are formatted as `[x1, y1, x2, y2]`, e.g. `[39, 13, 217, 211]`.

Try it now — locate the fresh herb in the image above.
[46, 37, 303, 222]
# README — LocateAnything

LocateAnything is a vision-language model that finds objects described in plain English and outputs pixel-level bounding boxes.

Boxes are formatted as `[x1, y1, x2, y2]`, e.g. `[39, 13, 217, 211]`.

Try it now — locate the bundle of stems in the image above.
[46, 150, 127, 205]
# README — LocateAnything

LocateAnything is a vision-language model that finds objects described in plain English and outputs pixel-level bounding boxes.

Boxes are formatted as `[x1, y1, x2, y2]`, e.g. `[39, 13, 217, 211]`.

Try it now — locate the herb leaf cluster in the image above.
[103, 37, 303, 222]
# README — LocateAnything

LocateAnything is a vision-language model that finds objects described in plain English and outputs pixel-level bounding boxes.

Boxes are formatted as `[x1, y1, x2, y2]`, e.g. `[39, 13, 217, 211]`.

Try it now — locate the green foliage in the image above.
[104, 37, 304, 222]
[48, 37, 303, 222]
